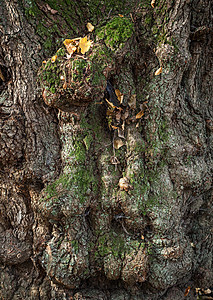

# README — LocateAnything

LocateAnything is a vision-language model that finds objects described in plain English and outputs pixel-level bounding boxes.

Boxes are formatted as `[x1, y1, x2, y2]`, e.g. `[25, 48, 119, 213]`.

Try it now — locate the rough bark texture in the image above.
[0, 0, 212, 299]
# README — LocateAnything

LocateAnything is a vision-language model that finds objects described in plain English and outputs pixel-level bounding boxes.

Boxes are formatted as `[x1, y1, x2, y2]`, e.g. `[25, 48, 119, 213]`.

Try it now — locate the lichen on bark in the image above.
[0, 0, 213, 299]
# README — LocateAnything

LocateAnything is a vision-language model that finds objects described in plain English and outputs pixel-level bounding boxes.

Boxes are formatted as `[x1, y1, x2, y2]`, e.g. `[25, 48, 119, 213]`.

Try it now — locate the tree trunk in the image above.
[0, 0, 212, 299]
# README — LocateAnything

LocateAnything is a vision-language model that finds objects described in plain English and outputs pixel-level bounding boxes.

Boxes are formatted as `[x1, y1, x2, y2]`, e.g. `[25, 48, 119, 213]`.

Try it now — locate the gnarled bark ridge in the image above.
[0, 0, 212, 299]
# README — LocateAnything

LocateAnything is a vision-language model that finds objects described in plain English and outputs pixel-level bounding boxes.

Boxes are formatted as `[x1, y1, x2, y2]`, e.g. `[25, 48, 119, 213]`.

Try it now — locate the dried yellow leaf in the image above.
[151, 0, 155, 8]
[63, 38, 80, 45]
[113, 138, 124, 149]
[118, 14, 124, 17]
[136, 110, 144, 119]
[86, 22, 94, 32]
[63, 82, 67, 89]
[105, 98, 116, 109]
[79, 36, 92, 54]
[63, 39, 73, 46]
[67, 44, 77, 55]
[111, 125, 119, 130]
[42, 60, 47, 64]
[115, 89, 124, 103]
[51, 55, 57, 63]
[63, 39, 78, 55]
[155, 66, 162, 75]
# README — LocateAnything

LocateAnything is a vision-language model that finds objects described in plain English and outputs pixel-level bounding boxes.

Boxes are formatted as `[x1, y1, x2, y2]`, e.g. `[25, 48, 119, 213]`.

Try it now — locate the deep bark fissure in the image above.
[0, 0, 213, 299]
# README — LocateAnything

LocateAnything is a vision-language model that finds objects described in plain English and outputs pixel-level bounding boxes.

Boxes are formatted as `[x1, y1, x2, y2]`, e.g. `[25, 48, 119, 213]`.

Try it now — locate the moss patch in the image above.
[96, 16, 134, 50]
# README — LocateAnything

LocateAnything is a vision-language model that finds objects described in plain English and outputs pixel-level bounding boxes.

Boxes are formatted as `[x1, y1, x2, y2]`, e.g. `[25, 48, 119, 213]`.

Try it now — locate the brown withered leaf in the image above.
[63, 39, 78, 55]
[66, 44, 77, 55]
[184, 286, 191, 297]
[115, 89, 124, 103]
[86, 22, 94, 32]
[136, 110, 144, 119]
[114, 138, 125, 149]
[111, 125, 119, 130]
[105, 98, 116, 109]
[155, 66, 162, 75]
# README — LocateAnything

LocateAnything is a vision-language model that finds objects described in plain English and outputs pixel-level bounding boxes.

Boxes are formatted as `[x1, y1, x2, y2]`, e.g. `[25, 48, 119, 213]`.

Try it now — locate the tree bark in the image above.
[0, 0, 212, 299]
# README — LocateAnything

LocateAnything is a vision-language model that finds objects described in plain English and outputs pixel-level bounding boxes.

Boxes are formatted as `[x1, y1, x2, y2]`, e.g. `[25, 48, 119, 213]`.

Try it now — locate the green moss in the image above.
[96, 16, 134, 50]
[90, 44, 114, 86]
[43, 126, 99, 206]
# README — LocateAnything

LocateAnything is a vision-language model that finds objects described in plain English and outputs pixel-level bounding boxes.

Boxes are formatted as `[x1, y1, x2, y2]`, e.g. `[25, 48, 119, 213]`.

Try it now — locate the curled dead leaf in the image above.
[67, 44, 77, 55]
[63, 39, 73, 46]
[119, 177, 130, 191]
[151, 0, 155, 8]
[105, 98, 116, 109]
[51, 55, 57, 63]
[113, 137, 125, 149]
[63, 39, 78, 55]
[115, 89, 124, 103]
[136, 110, 144, 119]
[155, 66, 162, 75]
[79, 36, 92, 54]
[184, 286, 191, 297]
[86, 22, 94, 32]
[111, 125, 119, 130]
